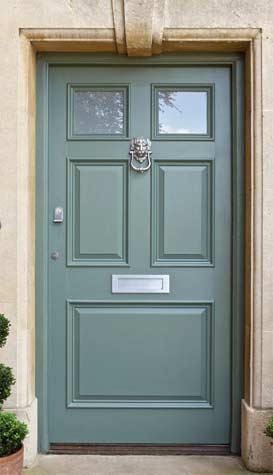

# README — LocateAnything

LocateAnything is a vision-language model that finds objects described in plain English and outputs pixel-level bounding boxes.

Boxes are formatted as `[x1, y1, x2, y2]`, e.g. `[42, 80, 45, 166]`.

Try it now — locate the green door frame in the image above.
[36, 52, 245, 454]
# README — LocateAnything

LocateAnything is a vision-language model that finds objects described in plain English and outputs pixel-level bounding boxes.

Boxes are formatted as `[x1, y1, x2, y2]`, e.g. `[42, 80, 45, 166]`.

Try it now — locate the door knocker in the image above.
[129, 138, 152, 173]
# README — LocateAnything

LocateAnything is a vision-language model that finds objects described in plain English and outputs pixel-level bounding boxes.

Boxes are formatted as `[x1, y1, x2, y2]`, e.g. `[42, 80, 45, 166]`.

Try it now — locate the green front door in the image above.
[46, 61, 234, 446]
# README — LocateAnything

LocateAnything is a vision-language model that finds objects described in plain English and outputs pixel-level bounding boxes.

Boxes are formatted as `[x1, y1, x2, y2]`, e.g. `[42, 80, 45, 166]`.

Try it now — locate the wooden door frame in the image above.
[36, 52, 245, 454]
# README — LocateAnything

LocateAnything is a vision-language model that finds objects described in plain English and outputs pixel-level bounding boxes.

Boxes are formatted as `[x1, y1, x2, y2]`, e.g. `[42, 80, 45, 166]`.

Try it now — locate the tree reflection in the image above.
[158, 91, 183, 133]
[73, 89, 184, 136]
[74, 90, 124, 135]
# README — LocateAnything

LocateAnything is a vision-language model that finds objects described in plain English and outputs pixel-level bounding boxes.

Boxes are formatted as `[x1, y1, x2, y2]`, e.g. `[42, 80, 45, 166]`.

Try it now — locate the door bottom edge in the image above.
[49, 443, 231, 455]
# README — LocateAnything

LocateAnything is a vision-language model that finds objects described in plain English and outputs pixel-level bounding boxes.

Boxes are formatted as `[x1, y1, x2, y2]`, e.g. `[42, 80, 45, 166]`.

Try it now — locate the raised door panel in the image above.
[67, 160, 129, 266]
[152, 160, 214, 266]
[67, 302, 213, 409]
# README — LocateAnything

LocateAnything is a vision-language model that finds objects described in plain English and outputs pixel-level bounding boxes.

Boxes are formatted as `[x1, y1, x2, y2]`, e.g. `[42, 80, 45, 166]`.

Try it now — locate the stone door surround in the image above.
[16, 9, 272, 470]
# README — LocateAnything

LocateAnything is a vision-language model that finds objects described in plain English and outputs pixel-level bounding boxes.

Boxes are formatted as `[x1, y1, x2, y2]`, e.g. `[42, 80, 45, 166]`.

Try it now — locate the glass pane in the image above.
[157, 90, 208, 135]
[73, 89, 125, 135]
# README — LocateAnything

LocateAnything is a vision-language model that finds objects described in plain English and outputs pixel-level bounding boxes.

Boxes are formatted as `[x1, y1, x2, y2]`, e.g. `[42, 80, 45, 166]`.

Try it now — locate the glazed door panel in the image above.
[47, 64, 232, 444]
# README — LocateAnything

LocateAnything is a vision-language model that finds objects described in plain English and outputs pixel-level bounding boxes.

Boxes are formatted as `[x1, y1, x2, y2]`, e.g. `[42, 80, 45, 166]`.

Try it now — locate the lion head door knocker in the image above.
[129, 138, 152, 173]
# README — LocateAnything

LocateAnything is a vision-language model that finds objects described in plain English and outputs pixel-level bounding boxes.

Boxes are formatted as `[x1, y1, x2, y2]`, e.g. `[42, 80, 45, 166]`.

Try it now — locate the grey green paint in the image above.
[36, 53, 245, 453]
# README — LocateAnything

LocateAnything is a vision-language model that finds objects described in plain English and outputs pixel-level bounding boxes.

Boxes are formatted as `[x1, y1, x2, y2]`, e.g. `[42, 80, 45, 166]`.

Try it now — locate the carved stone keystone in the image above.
[112, 0, 166, 55]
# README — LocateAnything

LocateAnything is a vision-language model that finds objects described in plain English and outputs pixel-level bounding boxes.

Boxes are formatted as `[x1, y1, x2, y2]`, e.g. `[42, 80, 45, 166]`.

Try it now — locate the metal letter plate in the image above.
[112, 275, 170, 294]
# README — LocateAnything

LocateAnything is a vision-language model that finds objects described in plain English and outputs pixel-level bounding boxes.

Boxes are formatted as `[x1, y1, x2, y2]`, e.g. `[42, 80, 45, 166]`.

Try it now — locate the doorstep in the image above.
[22, 455, 269, 474]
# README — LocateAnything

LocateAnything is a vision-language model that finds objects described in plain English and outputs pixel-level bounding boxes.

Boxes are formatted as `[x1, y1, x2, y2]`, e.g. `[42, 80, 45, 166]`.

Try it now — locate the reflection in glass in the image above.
[157, 90, 208, 135]
[73, 89, 125, 135]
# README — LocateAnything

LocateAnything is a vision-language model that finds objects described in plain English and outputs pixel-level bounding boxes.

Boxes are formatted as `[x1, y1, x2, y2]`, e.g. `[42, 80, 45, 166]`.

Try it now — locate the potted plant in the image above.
[265, 417, 273, 444]
[265, 416, 273, 471]
[0, 314, 28, 475]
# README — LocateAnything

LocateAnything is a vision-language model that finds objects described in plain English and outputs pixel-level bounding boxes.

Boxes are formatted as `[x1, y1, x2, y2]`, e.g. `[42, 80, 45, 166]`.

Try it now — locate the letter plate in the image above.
[112, 275, 170, 294]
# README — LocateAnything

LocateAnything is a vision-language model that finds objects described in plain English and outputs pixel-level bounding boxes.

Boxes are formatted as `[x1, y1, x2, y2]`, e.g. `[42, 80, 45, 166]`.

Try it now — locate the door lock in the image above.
[51, 251, 60, 260]
[53, 207, 64, 223]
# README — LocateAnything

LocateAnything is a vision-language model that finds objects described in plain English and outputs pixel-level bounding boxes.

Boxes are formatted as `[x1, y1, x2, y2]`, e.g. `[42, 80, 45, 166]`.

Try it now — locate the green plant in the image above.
[0, 364, 15, 407]
[265, 417, 273, 444]
[0, 314, 10, 348]
[0, 412, 28, 457]
[0, 314, 28, 457]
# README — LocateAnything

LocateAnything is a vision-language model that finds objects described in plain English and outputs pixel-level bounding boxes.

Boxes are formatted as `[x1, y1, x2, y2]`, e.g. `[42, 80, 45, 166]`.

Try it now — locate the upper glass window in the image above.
[68, 86, 129, 139]
[153, 86, 214, 140]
